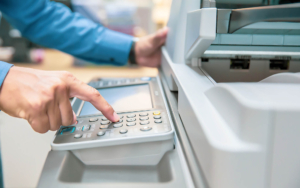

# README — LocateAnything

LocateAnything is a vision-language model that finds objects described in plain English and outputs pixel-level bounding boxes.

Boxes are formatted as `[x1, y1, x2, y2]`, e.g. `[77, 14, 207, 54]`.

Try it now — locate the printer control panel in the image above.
[51, 76, 174, 150]
[54, 110, 171, 143]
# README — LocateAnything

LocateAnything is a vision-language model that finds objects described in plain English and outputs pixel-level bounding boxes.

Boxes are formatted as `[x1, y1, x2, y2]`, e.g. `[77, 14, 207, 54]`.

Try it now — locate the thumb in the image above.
[149, 27, 168, 49]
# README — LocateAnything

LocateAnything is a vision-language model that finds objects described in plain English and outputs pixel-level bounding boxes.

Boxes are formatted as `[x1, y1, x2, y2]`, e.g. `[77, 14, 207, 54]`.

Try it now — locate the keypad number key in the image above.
[140, 121, 150, 125]
[100, 125, 109, 129]
[126, 122, 136, 126]
[89, 118, 98, 122]
[127, 114, 136, 118]
[101, 121, 111, 125]
[140, 126, 152, 132]
[119, 129, 128, 134]
[126, 118, 136, 122]
[113, 123, 123, 128]
[139, 112, 148, 117]
[154, 120, 163, 124]
[140, 117, 149, 121]
[153, 115, 161, 119]
[97, 131, 106, 136]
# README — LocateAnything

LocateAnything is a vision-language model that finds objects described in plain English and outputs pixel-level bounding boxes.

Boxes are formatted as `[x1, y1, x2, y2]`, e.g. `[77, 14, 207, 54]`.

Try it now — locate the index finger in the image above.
[65, 75, 119, 122]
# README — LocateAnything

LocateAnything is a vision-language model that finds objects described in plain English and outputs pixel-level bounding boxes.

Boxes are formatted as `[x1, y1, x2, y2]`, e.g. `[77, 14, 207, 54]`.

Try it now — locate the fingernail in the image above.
[113, 112, 120, 122]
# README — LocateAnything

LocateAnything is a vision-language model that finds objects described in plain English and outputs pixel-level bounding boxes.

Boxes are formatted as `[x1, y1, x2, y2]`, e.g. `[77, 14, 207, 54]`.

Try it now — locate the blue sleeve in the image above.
[0, 61, 13, 87]
[0, 0, 133, 66]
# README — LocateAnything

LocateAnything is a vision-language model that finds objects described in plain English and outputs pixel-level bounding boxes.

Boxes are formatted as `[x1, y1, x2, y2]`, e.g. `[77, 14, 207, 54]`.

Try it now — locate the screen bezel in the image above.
[74, 82, 157, 117]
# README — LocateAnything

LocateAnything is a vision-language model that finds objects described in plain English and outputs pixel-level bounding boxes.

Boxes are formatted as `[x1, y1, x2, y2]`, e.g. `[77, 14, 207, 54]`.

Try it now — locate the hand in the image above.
[134, 27, 168, 67]
[0, 67, 119, 133]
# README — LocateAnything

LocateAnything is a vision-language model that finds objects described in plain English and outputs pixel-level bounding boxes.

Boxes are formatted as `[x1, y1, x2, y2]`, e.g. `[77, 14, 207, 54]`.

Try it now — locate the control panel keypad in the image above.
[55, 110, 171, 143]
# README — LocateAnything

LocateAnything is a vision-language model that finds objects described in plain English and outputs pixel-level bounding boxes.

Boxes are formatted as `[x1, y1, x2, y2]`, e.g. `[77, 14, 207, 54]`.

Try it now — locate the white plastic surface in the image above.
[185, 8, 217, 60]
[72, 140, 174, 165]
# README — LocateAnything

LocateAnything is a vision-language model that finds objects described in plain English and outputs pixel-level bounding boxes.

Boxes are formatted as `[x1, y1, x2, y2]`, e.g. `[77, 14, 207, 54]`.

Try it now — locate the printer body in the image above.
[38, 0, 300, 188]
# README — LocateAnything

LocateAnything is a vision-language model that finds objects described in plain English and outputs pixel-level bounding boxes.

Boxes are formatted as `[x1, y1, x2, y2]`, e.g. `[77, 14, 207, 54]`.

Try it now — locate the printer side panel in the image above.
[270, 110, 300, 188]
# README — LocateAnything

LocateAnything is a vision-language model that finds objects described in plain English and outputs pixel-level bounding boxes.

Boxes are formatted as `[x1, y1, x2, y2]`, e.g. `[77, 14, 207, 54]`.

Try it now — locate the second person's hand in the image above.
[134, 27, 168, 67]
[0, 67, 119, 133]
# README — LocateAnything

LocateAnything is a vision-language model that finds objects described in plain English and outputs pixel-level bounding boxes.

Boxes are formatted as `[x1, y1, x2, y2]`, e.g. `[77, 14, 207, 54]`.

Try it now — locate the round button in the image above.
[127, 114, 136, 118]
[140, 117, 149, 121]
[89, 118, 98, 122]
[126, 118, 136, 122]
[139, 112, 148, 116]
[119, 129, 128, 134]
[140, 121, 150, 125]
[116, 119, 123, 123]
[97, 131, 106, 136]
[154, 120, 162, 124]
[100, 125, 109, 129]
[74, 134, 82, 138]
[101, 117, 108, 121]
[153, 115, 161, 119]
[113, 123, 123, 128]
[153, 111, 161, 115]
[119, 115, 124, 119]
[101, 121, 111, 125]
[126, 122, 136, 126]
[140, 126, 152, 131]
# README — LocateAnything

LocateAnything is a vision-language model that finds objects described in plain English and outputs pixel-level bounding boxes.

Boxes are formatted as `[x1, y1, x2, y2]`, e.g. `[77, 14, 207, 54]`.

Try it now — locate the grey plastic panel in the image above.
[37, 149, 192, 188]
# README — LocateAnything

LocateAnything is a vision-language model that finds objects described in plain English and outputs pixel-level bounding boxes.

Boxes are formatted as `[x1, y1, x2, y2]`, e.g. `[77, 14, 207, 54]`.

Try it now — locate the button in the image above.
[127, 114, 136, 118]
[100, 125, 109, 129]
[140, 77, 151, 81]
[74, 134, 82, 138]
[101, 117, 108, 121]
[140, 121, 150, 125]
[127, 118, 136, 122]
[89, 118, 98, 122]
[101, 121, 111, 125]
[155, 120, 162, 124]
[119, 115, 124, 119]
[139, 112, 148, 116]
[153, 111, 161, 115]
[119, 129, 128, 134]
[126, 122, 136, 126]
[116, 119, 123, 123]
[153, 115, 161, 119]
[140, 126, 152, 131]
[97, 131, 105, 136]
[82, 125, 91, 131]
[140, 117, 149, 121]
[77, 120, 84, 124]
[113, 123, 123, 128]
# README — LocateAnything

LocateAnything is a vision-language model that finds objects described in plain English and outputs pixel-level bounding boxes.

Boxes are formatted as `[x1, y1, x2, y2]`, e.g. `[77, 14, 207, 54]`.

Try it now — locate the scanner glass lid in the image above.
[80, 84, 153, 116]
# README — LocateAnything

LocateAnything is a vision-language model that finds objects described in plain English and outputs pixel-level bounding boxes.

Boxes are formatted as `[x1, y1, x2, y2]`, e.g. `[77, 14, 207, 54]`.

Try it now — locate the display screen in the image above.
[79, 84, 152, 116]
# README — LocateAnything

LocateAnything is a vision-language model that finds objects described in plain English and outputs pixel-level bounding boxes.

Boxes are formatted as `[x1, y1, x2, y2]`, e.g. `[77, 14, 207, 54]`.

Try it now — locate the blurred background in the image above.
[0, 0, 172, 67]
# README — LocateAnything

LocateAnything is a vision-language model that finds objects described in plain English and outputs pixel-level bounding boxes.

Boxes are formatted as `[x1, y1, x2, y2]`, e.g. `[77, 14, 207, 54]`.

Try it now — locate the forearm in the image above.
[0, 0, 133, 65]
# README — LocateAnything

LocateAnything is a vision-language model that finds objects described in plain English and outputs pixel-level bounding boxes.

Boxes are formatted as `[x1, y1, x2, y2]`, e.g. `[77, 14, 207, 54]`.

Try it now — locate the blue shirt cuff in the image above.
[0, 61, 13, 87]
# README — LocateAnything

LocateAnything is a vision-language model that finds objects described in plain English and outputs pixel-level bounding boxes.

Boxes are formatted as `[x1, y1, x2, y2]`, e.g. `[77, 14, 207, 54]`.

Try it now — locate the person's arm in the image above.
[0, 0, 133, 65]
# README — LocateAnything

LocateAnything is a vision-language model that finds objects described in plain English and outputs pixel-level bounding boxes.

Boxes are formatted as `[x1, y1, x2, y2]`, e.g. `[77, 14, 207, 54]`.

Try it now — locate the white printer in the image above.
[38, 1, 300, 188]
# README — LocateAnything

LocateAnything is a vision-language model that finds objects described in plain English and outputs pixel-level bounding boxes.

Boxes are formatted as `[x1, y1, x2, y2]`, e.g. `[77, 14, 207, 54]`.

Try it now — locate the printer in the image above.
[38, 0, 300, 188]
